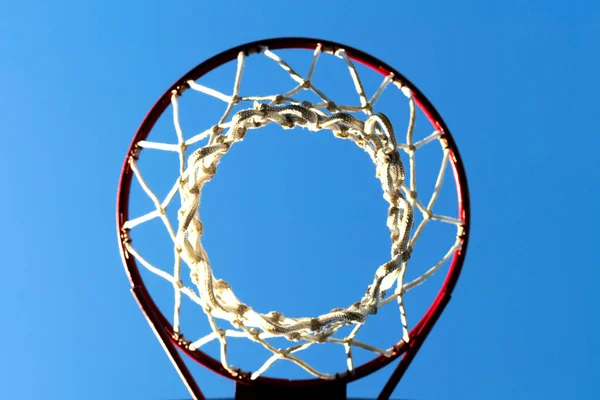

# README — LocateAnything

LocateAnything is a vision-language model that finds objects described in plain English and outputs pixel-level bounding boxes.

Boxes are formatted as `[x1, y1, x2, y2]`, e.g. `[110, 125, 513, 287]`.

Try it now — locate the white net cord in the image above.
[122, 44, 465, 380]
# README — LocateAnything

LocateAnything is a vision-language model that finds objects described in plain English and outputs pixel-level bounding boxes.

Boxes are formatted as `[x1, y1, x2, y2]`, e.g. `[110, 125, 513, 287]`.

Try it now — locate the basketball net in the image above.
[122, 45, 464, 380]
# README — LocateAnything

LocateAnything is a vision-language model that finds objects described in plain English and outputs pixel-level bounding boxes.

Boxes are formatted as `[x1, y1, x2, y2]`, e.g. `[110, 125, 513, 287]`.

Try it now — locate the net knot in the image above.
[310, 318, 321, 332]
[236, 304, 249, 318]
[314, 333, 328, 343]
[214, 279, 230, 291]
[201, 163, 217, 178]
[334, 129, 350, 139]
[287, 333, 301, 341]
[211, 125, 225, 136]
[266, 311, 285, 324]
[273, 95, 286, 105]
[422, 208, 432, 220]
[249, 328, 260, 338]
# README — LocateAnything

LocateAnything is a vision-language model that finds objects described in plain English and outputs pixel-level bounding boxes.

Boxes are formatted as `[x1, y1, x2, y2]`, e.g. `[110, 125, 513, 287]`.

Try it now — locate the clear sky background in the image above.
[1, 1, 599, 399]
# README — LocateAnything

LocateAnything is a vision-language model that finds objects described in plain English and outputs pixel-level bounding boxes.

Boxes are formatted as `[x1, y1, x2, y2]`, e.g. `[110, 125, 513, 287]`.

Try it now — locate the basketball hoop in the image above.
[117, 38, 470, 400]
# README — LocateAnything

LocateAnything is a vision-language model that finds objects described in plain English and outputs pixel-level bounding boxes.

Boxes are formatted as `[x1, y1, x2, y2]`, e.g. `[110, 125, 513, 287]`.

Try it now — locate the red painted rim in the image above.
[116, 37, 470, 396]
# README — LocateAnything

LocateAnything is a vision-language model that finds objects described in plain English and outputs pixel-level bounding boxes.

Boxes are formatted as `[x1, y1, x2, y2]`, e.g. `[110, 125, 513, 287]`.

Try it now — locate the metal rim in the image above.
[116, 37, 470, 394]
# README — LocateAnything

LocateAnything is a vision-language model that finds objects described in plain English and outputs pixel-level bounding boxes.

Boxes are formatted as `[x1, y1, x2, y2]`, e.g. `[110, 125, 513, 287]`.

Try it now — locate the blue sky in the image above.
[1, 1, 599, 399]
